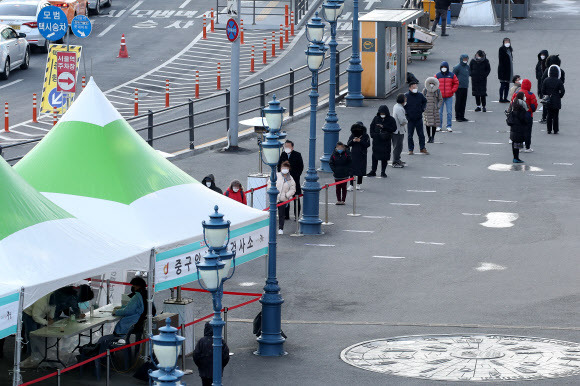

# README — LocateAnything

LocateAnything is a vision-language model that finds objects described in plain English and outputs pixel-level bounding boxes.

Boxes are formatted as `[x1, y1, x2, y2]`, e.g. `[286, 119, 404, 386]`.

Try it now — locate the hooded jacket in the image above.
[535, 50, 549, 81]
[193, 322, 230, 379]
[369, 105, 397, 161]
[347, 122, 371, 176]
[201, 174, 223, 194]
[542, 65, 565, 110]
[423, 77, 443, 127]
[452, 55, 470, 89]
[509, 99, 530, 143]
[224, 180, 247, 205]
[498, 43, 513, 82]
[469, 51, 491, 96]
[435, 61, 459, 98]
[329, 148, 352, 179]
[511, 79, 537, 117]
[541, 55, 566, 86]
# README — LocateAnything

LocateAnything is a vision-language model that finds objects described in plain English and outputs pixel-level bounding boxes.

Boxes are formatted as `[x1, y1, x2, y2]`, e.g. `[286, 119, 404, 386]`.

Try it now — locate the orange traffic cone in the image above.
[118, 34, 129, 58]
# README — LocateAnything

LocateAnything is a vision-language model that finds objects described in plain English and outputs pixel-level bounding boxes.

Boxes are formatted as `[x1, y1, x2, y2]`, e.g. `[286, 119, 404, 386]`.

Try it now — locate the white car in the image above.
[0, 0, 52, 53]
[0, 24, 30, 80]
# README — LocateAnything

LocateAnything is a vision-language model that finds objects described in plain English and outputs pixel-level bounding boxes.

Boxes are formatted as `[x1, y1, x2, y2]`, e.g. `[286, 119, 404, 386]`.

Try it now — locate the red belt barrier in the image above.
[60, 351, 107, 374]
[181, 287, 262, 297]
[327, 177, 355, 188]
[263, 193, 303, 211]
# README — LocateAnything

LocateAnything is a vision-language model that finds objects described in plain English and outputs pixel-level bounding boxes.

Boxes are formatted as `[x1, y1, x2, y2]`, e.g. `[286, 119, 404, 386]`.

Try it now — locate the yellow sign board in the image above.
[41, 44, 82, 114]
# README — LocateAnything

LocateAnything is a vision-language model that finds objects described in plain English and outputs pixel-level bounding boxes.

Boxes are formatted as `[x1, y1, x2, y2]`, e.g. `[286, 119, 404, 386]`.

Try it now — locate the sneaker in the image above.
[420, 148, 429, 155]
[356, 185, 361, 190]
[380, 173, 388, 178]
[513, 158, 524, 164]
[401, 161, 406, 165]
[366, 171, 376, 177]
[482, 107, 487, 112]
[441, 33, 449, 37]
[278, 229, 284, 235]
[553, 131, 559, 134]
[347, 185, 353, 191]
[456, 117, 469, 122]
[392, 163, 404, 168]
[474, 107, 482, 112]
[408, 151, 414, 155]
[436, 127, 442, 132]
[524, 148, 533, 153]
[547, 131, 552, 134]
[336, 201, 345, 206]
[539, 119, 547, 124]
[447, 127, 453, 132]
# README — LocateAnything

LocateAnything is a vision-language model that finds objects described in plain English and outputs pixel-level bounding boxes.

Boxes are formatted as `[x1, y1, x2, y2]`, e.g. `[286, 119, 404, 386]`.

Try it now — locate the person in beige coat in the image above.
[268, 161, 296, 234]
[423, 77, 443, 143]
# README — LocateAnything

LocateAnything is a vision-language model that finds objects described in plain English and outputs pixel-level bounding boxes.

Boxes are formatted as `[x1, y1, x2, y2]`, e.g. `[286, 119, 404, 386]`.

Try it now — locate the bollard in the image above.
[203, 14, 207, 39]
[210, 8, 215, 32]
[285, 4, 289, 27]
[271, 31, 276, 57]
[106, 349, 110, 386]
[263, 38, 267, 64]
[322, 184, 333, 225]
[224, 307, 228, 345]
[134, 88, 139, 116]
[291, 12, 295, 36]
[216, 62, 221, 90]
[52, 106, 58, 126]
[240, 19, 245, 44]
[250, 45, 255, 73]
[32, 93, 38, 122]
[290, 197, 304, 237]
[285, 25, 289, 43]
[82, 76, 86, 90]
[4, 103, 8, 132]
[195, 70, 200, 99]
[279, 25, 284, 50]
[165, 79, 169, 108]
[347, 180, 361, 217]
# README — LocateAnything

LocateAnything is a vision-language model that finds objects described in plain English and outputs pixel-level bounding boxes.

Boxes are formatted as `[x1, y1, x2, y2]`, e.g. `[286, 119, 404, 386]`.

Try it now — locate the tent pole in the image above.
[12, 287, 24, 386]
[147, 248, 155, 361]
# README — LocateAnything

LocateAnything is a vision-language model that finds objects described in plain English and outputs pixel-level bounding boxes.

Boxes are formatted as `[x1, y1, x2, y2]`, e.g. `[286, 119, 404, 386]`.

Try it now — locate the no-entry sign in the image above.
[56, 52, 77, 93]
[226, 18, 239, 42]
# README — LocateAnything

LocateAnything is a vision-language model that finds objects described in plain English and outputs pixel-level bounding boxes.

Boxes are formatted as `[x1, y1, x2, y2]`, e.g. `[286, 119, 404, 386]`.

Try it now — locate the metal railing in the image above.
[0, 45, 353, 164]
[216, 0, 304, 26]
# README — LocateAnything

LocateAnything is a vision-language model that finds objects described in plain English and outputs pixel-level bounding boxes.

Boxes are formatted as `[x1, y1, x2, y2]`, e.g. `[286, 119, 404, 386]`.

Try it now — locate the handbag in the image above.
[505, 109, 515, 127]
[540, 94, 552, 105]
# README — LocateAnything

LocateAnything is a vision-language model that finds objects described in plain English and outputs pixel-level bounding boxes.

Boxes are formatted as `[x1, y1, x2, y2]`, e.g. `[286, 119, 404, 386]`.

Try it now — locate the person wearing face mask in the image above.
[347, 122, 370, 190]
[277, 140, 304, 220]
[508, 92, 531, 163]
[431, 0, 452, 37]
[435, 61, 459, 132]
[329, 142, 352, 205]
[469, 50, 491, 112]
[541, 64, 565, 134]
[224, 180, 247, 205]
[392, 94, 408, 168]
[404, 80, 428, 154]
[368, 105, 397, 177]
[423, 77, 442, 144]
[540, 55, 565, 124]
[201, 174, 223, 194]
[268, 161, 296, 235]
[453, 54, 470, 122]
[508, 75, 522, 102]
[535, 50, 549, 123]
[498, 38, 514, 103]
[511, 79, 537, 152]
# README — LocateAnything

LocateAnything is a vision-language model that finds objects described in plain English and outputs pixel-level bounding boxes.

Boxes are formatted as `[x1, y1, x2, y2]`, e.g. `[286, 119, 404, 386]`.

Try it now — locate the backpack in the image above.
[505, 103, 515, 126]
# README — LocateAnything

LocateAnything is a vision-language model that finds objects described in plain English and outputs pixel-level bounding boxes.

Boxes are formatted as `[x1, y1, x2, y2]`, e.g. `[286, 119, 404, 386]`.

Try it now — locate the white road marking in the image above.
[553, 162, 573, 166]
[422, 176, 449, 180]
[462, 213, 482, 216]
[362, 215, 389, 219]
[179, 0, 191, 8]
[488, 199, 517, 203]
[462, 152, 490, 156]
[21, 124, 49, 132]
[130, 0, 144, 11]
[374, 256, 405, 259]
[343, 230, 374, 233]
[478, 142, 504, 145]
[305, 244, 335, 247]
[407, 190, 436, 193]
[238, 282, 258, 287]
[415, 241, 445, 246]
[444, 164, 460, 166]
[528, 174, 556, 177]
[476, 262, 506, 272]
[390, 203, 420, 206]
[0, 79, 22, 89]
[480, 212, 518, 228]
[364, 0, 381, 10]
[97, 24, 116, 37]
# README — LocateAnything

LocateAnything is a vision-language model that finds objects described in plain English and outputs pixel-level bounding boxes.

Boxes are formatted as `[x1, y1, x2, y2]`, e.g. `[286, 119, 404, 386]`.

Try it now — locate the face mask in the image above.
[504, 43, 510, 48]
[475, 56, 481, 60]
[233, 187, 239, 193]
[540, 55, 546, 60]
[281, 168, 289, 174]
[284, 147, 292, 154]
[411, 88, 418, 94]
[463, 61, 468, 64]
[205, 181, 212, 187]
[441, 67, 447, 73]
[380, 114, 386, 118]
[337, 149, 344, 153]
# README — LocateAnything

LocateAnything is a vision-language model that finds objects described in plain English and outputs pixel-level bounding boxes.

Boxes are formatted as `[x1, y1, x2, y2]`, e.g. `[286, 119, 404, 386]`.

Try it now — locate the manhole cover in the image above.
[340, 334, 580, 382]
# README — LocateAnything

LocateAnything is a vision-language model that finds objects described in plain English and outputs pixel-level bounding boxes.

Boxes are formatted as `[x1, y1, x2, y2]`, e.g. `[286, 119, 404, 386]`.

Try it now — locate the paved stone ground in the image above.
[2, 1, 579, 385]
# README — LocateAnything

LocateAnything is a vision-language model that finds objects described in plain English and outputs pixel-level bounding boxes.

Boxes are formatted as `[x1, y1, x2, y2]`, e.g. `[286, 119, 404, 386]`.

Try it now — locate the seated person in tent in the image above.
[22, 293, 56, 354]
[50, 284, 94, 320]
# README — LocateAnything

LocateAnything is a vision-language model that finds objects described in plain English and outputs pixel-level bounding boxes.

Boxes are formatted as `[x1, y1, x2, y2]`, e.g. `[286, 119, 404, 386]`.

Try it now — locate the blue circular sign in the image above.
[71, 15, 92, 38]
[226, 18, 239, 42]
[48, 88, 65, 108]
[37, 6, 68, 42]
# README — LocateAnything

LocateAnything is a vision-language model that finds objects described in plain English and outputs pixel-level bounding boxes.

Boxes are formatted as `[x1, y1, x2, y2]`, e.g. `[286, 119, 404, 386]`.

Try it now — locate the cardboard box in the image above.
[408, 24, 438, 44]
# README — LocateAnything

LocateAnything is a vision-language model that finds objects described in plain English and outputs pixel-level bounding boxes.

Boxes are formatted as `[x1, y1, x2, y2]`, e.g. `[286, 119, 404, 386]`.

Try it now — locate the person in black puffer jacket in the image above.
[540, 54, 565, 123]
[347, 122, 370, 189]
[201, 174, 223, 194]
[498, 38, 514, 103]
[368, 105, 396, 178]
[541, 65, 565, 134]
[469, 50, 491, 111]
[509, 92, 531, 163]
[535, 50, 549, 98]
[329, 142, 352, 205]
[193, 322, 230, 386]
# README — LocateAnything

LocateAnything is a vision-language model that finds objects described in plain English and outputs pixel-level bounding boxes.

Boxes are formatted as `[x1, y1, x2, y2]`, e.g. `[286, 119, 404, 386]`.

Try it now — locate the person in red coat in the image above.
[435, 61, 459, 132]
[511, 79, 537, 152]
[224, 180, 247, 205]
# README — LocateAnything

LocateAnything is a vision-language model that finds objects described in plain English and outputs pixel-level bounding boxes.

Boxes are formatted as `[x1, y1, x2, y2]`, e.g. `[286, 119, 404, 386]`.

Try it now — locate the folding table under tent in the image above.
[0, 156, 151, 385]
[15, 78, 270, 294]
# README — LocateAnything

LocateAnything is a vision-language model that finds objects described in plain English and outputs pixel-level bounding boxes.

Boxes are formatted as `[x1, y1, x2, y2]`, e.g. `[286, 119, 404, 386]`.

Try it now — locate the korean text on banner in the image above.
[41, 45, 82, 114]
[0, 292, 20, 339]
[154, 220, 269, 292]
[57, 52, 77, 93]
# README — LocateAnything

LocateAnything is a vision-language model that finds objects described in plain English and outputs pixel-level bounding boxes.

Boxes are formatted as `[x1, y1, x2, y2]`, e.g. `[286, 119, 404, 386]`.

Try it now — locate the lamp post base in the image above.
[345, 94, 364, 107]
[319, 121, 340, 173]
[256, 289, 286, 357]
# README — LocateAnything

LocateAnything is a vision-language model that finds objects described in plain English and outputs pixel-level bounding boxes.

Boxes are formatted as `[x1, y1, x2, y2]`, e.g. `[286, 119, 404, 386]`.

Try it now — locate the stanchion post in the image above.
[57, 369, 61, 386]
[106, 279, 110, 303]
[106, 349, 110, 386]
[322, 184, 333, 225]
[290, 197, 304, 237]
[259, 78, 265, 108]
[180, 324, 186, 370]
[250, 188, 255, 207]
[224, 307, 228, 345]
[289, 68, 295, 116]
[147, 109, 154, 147]
[347, 179, 361, 217]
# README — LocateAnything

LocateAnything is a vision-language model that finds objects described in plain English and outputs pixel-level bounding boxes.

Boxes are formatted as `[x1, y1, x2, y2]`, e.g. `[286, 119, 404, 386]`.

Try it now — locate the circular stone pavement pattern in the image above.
[340, 334, 580, 382]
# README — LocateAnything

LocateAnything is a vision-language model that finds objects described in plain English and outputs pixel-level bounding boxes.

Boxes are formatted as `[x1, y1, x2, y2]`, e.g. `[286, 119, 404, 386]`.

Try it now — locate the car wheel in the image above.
[20, 48, 30, 70]
[90, 0, 101, 15]
[0, 58, 10, 80]
[105, 0, 112, 7]
[39, 40, 49, 53]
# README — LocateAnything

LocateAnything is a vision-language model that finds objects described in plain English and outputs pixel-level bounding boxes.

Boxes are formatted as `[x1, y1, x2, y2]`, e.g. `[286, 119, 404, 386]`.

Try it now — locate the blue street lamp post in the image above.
[256, 95, 286, 356]
[346, 0, 364, 107]
[300, 14, 326, 235]
[195, 206, 236, 386]
[319, 0, 345, 173]
[149, 318, 186, 386]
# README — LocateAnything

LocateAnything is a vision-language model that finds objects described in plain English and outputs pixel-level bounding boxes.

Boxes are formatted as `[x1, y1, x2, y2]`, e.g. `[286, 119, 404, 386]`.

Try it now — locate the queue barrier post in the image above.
[106, 279, 110, 304]
[250, 188, 255, 207]
[322, 184, 333, 225]
[290, 196, 304, 237]
[224, 307, 228, 345]
[347, 179, 361, 217]
[106, 349, 110, 386]
[180, 324, 186, 371]
[188, 98, 195, 150]
[57, 369, 61, 386]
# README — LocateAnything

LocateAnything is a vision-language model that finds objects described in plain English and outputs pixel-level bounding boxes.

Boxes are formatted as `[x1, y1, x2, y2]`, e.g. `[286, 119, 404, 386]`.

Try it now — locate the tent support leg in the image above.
[147, 248, 155, 360]
[12, 287, 24, 386]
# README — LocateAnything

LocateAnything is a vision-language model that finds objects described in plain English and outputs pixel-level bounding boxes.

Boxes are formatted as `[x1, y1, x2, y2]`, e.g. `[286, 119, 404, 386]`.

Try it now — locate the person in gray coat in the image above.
[423, 77, 443, 143]
[453, 54, 470, 122]
[392, 94, 407, 168]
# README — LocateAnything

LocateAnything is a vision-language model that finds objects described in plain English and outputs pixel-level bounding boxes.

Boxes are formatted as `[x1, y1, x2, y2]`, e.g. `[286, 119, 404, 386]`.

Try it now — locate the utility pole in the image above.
[500, 0, 505, 31]
[228, 0, 241, 148]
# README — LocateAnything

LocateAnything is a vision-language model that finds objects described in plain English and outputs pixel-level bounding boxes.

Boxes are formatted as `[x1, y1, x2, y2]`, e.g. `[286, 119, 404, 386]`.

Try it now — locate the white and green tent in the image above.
[15, 79, 269, 292]
[0, 157, 150, 340]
